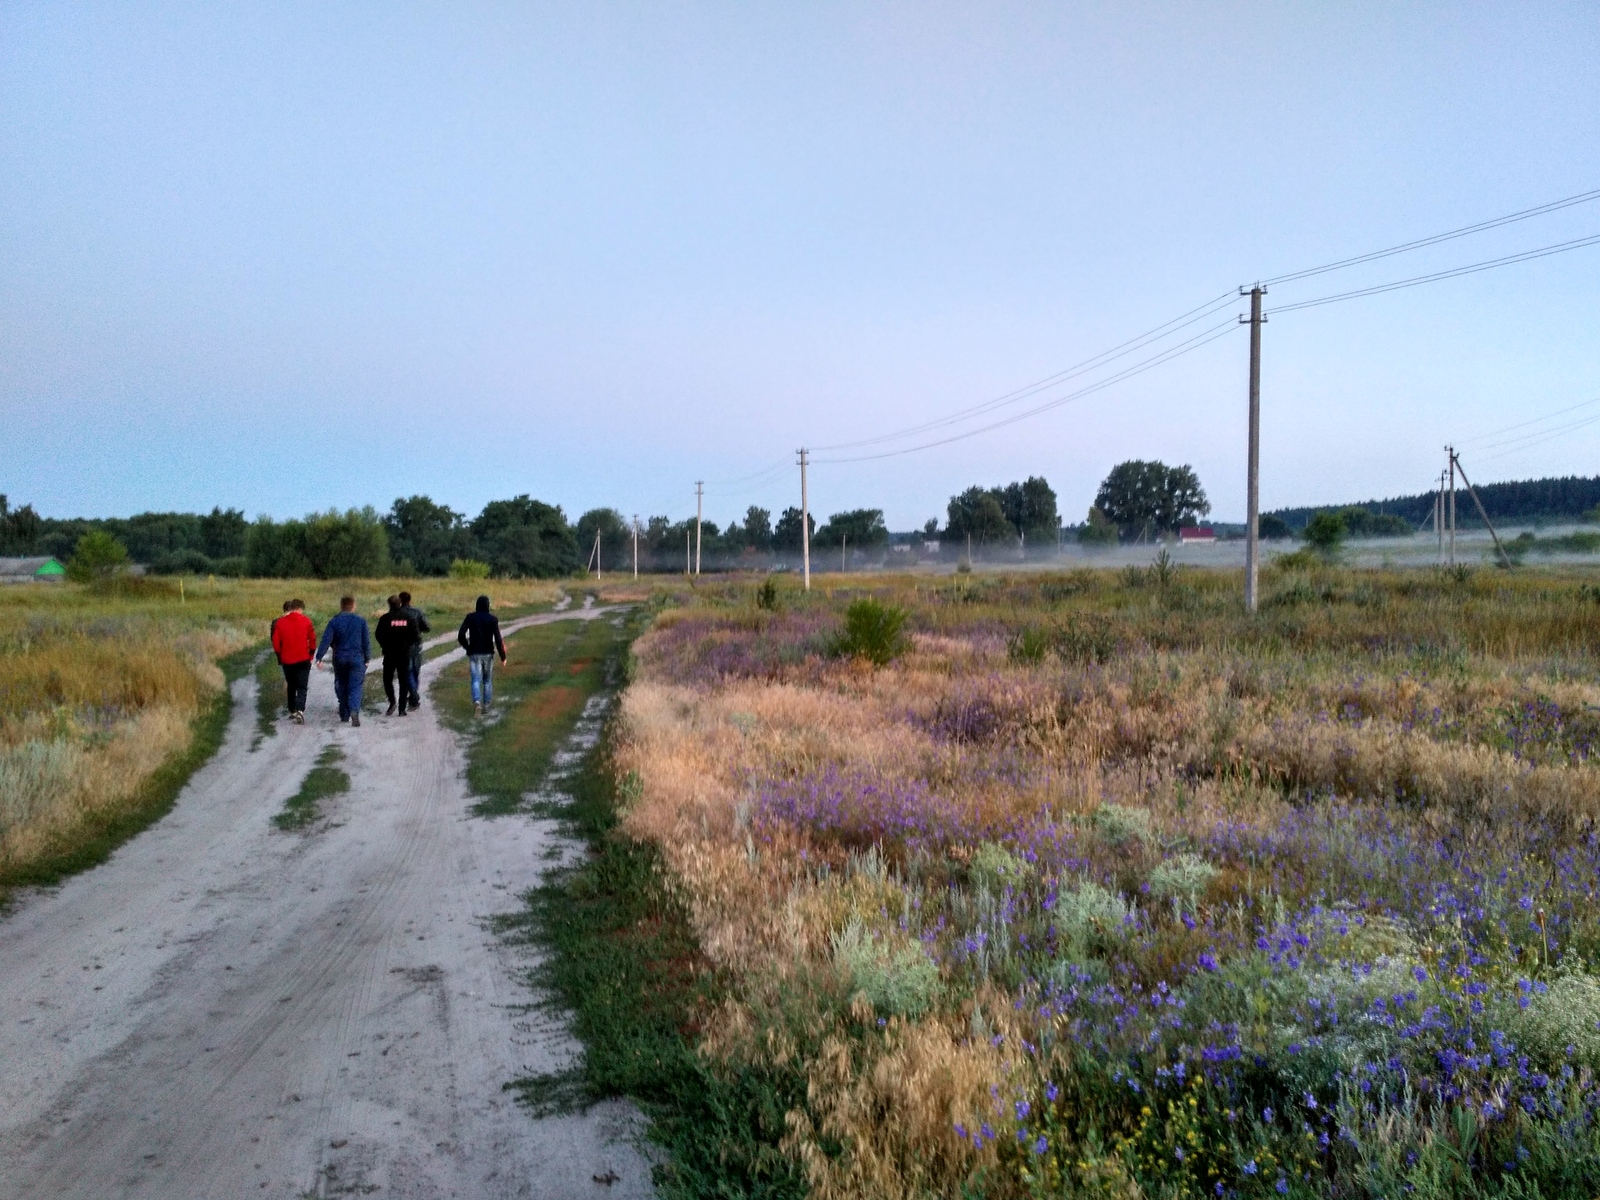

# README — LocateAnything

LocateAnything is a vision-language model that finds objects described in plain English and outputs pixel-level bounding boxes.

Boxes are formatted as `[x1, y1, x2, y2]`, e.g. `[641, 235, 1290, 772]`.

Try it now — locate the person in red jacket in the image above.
[270, 599, 317, 724]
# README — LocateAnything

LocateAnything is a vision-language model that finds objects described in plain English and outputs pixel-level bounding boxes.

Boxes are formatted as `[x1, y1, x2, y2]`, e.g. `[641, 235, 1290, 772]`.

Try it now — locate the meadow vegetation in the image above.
[0, 576, 559, 898]
[607, 563, 1600, 1198]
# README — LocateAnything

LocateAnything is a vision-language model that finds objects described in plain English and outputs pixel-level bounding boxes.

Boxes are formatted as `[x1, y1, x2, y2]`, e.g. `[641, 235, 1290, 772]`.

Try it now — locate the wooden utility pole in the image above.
[1240, 285, 1265, 614]
[685, 528, 690, 576]
[841, 533, 847, 573]
[1436, 472, 1445, 564]
[797, 448, 811, 591]
[694, 481, 703, 577]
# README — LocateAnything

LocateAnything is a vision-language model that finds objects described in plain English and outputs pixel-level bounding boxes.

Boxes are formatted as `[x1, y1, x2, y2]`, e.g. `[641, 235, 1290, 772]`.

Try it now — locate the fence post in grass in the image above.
[695, 480, 703, 577]
[632, 514, 639, 580]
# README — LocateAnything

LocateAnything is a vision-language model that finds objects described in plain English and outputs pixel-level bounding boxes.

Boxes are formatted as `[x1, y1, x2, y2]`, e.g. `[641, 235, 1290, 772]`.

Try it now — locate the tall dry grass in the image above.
[614, 565, 1600, 1199]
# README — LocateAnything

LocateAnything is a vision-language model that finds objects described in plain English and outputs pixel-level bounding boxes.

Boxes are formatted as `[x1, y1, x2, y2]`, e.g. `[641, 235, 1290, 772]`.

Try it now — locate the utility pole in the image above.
[1240, 284, 1265, 613]
[1447, 447, 1457, 566]
[1440, 473, 1452, 566]
[694, 481, 703, 577]
[841, 533, 847, 574]
[797, 448, 811, 591]
[685, 528, 690, 576]
[594, 530, 602, 581]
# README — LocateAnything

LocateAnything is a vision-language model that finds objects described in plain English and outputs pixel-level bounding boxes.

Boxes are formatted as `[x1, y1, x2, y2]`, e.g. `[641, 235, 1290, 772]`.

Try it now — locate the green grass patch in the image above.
[253, 651, 283, 746]
[0, 644, 256, 904]
[434, 617, 624, 816]
[498, 737, 807, 1200]
[273, 744, 350, 831]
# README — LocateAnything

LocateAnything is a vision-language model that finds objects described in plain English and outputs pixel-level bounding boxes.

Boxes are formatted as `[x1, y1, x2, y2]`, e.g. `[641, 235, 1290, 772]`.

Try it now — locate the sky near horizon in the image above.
[3, 3, 1598, 531]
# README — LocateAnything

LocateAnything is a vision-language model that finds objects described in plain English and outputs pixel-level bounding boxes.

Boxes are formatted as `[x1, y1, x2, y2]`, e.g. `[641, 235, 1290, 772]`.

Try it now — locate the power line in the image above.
[815, 318, 1240, 464]
[810, 290, 1236, 453]
[1476, 410, 1600, 460]
[1461, 394, 1600, 446]
[1262, 186, 1600, 286]
[1265, 232, 1600, 314]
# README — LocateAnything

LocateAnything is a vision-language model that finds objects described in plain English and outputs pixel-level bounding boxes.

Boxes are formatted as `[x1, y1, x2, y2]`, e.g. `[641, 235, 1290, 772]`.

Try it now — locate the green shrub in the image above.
[1505, 971, 1600, 1068]
[969, 841, 1028, 892]
[1052, 880, 1132, 961]
[1147, 852, 1218, 905]
[832, 920, 940, 1018]
[66, 530, 130, 583]
[449, 557, 491, 579]
[1091, 802, 1152, 849]
[832, 598, 909, 665]
[755, 576, 780, 610]
[1006, 625, 1053, 664]
[1303, 511, 1348, 556]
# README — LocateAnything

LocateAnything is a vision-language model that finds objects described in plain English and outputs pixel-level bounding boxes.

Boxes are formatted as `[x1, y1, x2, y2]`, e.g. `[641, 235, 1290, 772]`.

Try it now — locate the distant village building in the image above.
[0, 556, 66, 582]
[923, 539, 941, 552]
[1177, 527, 1217, 545]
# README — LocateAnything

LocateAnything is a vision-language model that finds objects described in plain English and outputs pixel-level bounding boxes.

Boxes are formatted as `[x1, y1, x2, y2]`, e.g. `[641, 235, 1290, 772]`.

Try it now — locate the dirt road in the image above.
[0, 606, 655, 1199]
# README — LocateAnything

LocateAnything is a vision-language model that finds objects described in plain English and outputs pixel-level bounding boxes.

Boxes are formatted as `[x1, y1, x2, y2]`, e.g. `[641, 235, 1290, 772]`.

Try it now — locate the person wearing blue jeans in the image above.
[315, 594, 372, 726]
[456, 594, 507, 715]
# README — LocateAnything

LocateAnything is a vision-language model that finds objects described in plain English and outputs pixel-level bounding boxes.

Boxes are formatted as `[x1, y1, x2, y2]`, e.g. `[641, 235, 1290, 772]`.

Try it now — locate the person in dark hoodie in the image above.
[397, 590, 431, 709]
[456, 594, 507, 715]
[315, 595, 371, 726]
[374, 594, 421, 716]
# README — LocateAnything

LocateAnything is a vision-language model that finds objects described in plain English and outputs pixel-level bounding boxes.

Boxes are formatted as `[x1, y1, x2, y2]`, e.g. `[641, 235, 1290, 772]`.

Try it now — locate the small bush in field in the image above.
[1147, 852, 1218, 904]
[1091, 802, 1152, 848]
[832, 920, 939, 1018]
[448, 557, 491, 579]
[1054, 880, 1132, 958]
[754, 576, 780, 610]
[1507, 972, 1600, 1067]
[969, 841, 1028, 892]
[831, 597, 909, 665]
[1007, 625, 1054, 664]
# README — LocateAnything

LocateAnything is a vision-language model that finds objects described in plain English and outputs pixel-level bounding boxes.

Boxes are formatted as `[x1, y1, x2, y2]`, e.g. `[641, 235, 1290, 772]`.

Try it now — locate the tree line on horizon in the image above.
[7, 469, 1600, 580]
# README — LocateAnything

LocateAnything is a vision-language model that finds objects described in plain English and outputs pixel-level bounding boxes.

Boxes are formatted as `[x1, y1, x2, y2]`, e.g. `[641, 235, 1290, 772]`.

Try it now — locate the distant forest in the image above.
[1267, 475, 1600, 531]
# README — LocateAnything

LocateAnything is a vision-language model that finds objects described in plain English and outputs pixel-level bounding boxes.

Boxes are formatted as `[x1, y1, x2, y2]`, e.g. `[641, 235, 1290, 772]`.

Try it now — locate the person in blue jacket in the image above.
[315, 594, 372, 726]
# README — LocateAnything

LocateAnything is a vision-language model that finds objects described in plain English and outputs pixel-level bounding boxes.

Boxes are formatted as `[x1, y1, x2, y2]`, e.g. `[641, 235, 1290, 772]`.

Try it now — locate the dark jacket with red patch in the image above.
[374, 611, 421, 662]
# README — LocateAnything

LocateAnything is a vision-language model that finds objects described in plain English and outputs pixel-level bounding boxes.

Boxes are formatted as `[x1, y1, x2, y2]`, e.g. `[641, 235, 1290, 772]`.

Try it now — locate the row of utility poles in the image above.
[618, 284, 1511, 599]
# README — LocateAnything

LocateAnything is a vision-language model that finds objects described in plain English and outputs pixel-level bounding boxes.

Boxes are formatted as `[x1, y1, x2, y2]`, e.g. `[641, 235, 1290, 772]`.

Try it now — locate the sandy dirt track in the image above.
[0, 605, 655, 1199]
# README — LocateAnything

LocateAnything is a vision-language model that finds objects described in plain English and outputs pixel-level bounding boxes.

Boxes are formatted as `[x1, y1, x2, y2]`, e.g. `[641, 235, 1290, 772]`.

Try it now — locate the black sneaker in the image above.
[398, 708, 408, 717]
[341, 715, 350, 724]
[351, 712, 361, 728]
[386, 702, 397, 716]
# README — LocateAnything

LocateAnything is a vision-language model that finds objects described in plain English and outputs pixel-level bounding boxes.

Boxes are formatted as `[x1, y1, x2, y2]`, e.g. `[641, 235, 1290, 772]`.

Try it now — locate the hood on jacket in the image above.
[475, 595, 491, 613]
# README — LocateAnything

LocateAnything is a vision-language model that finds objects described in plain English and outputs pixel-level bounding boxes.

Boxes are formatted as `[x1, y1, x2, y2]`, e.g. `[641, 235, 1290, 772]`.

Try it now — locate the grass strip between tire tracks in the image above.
[0, 644, 258, 905]
[274, 744, 350, 831]
[484, 611, 809, 1199]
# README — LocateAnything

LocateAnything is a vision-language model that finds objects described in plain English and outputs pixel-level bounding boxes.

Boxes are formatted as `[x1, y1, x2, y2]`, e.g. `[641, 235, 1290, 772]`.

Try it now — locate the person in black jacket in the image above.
[375, 595, 421, 716]
[397, 590, 432, 709]
[457, 594, 507, 715]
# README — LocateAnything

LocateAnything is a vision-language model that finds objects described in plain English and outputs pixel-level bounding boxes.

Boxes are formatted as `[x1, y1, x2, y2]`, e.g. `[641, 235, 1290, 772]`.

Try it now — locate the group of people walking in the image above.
[268, 592, 508, 726]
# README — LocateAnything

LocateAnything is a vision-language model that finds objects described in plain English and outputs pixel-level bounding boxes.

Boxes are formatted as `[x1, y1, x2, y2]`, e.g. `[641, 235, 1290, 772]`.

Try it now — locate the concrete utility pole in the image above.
[685, 528, 690, 576]
[694, 481, 703, 577]
[797, 448, 811, 591]
[632, 515, 639, 580]
[1440, 473, 1452, 566]
[593, 530, 602, 581]
[1447, 447, 1458, 566]
[1240, 284, 1265, 614]
[841, 533, 847, 573]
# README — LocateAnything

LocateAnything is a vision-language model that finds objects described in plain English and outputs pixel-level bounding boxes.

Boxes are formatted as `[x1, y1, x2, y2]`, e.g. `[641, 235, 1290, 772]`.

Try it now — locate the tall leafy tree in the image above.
[997, 477, 1059, 540]
[741, 506, 773, 552]
[946, 487, 1013, 545]
[814, 508, 889, 548]
[301, 508, 391, 578]
[383, 495, 472, 575]
[199, 507, 249, 559]
[772, 507, 815, 553]
[471, 495, 578, 578]
[1093, 461, 1209, 540]
[575, 508, 631, 567]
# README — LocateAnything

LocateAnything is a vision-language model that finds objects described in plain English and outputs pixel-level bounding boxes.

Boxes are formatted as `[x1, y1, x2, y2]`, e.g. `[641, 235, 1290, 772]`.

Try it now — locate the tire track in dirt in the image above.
[0, 604, 653, 1199]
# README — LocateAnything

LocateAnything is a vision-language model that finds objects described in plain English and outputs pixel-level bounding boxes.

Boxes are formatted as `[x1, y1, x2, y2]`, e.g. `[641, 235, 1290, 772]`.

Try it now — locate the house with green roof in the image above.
[0, 556, 67, 582]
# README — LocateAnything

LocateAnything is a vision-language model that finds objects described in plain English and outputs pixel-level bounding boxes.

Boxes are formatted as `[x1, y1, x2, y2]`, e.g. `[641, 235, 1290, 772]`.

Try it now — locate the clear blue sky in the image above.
[3, 2, 1597, 530]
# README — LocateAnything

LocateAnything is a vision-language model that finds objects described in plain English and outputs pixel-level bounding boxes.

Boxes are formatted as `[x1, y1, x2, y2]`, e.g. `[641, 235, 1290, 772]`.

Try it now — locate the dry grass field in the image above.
[0, 576, 561, 893]
[610, 562, 1600, 1199]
